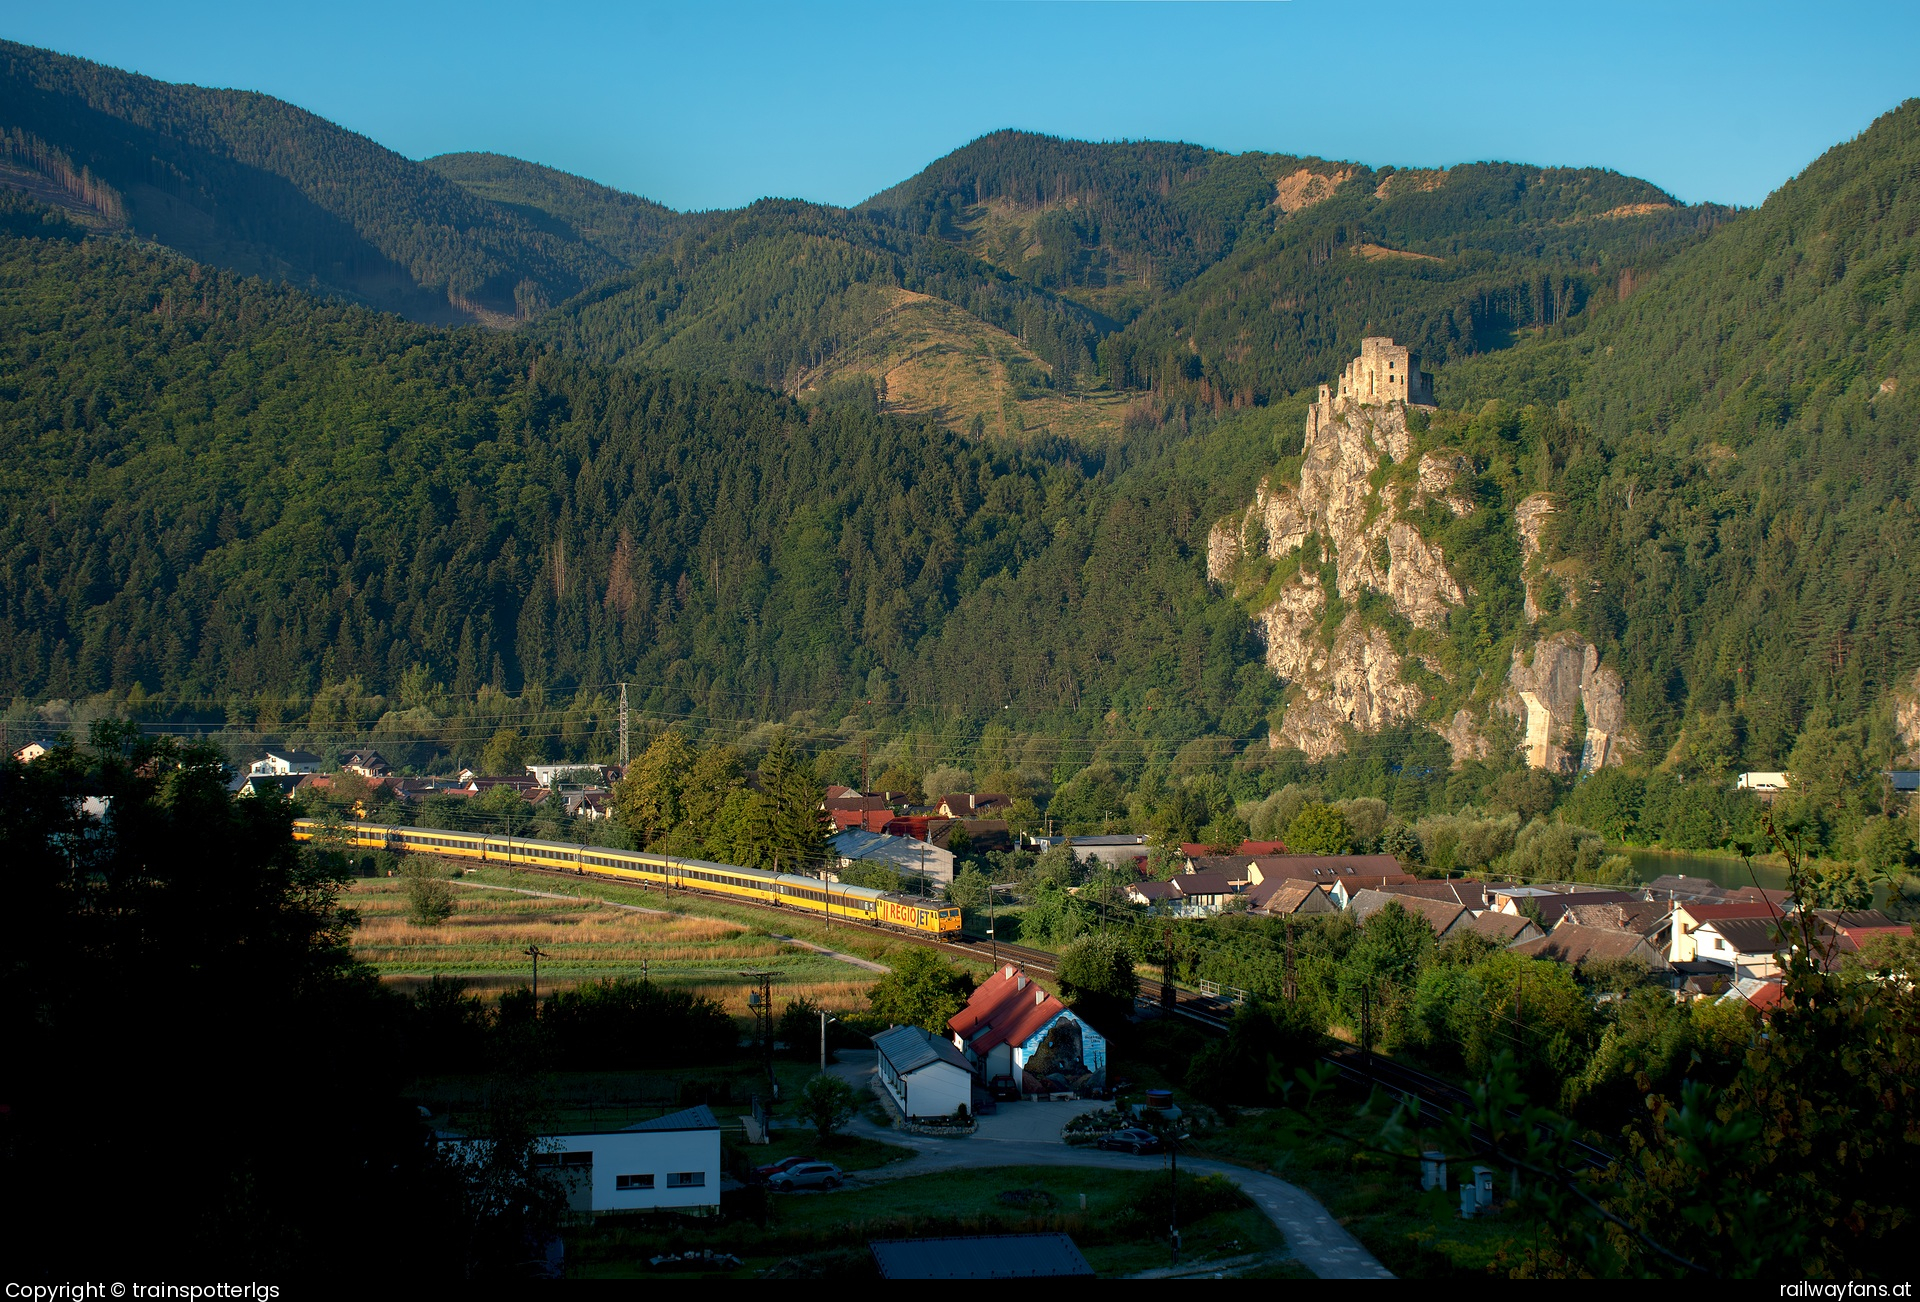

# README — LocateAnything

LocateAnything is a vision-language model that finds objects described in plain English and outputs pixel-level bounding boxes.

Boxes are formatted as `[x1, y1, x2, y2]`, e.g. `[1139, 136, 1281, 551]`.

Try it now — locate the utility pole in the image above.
[618, 681, 629, 768]
[1283, 915, 1297, 1003]
[820, 1010, 838, 1074]
[742, 970, 775, 1100]
[525, 943, 547, 1008]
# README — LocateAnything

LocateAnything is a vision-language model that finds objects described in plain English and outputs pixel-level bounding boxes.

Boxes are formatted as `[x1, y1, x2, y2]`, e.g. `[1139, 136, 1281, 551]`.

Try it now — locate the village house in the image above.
[873, 1025, 975, 1120]
[1064, 833, 1150, 870]
[1668, 900, 1785, 964]
[1346, 889, 1473, 940]
[1464, 911, 1545, 946]
[12, 739, 55, 763]
[1179, 840, 1288, 870]
[948, 965, 1109, 1097]
[1717, 976, 1787, 1014]
[1376, 880, 1496, 910]
[484, 1105, 724, 1215]
[248, 747, 323, 776]
[1488, 885, 1644, 928]
[936, 793, 1013, 818]
[1689, 917, 1789, 979]
[233, 773, 306, 799]
[1246, 880, 1336, 917]
[1813, 908, 1914, 954]
[340, 749, 392, 778]
[1556, 899, 1673, 949]
[525, 762, 606, 789]
[1512, 924, 1672, 974]
[1124, 870, 1237, 917]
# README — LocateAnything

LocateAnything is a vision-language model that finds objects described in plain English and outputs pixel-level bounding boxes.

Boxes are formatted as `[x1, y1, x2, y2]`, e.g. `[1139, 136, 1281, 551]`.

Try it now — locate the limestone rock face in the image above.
[1514, 493, 1557, 623]
[1207, 379, 1463, 758]
[1207, 342, 1631, 767]
[1501, 632, 1627, 773]
[1893, 668, 1920, 759]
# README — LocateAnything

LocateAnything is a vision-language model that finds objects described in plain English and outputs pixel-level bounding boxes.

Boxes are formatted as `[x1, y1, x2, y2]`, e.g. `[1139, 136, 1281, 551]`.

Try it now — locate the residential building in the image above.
[831, 807, 896, 834]
[233, 773, 306, 799]
[870, 1234, 1095, 1280]
[1716, 976, 1787, 1015]
[1376, 880, 1495, 910]
[1691, 917, 1789, 979]
[1464, 912, 1544, 946]
[1511, 924, 1672, 973]
[1231, 854, 1413, 892]
[1669, 900, 1784, 964]
[526, 763, 606, 789]
[1064, 834, 1150, 870]
[1346, 889, 1471, 940]
[341, 749, 392, 778]
[1125, 880, 1177, 908]
[947, 964, 1109, 1096]
[874, 1025, 976, 1119]
[1557, 900, 1673, 948]
[248, 747, 323, 776]
[831, 828, 954, 886]
[1488, 886, 1643, 928]
[505, 1105, 721, 1214]
[935, 793, 1013, 818]
[12, 739, 54, 764]
[930, 818, 1012, 857]
[1247, 881, 1336, 917]
[1813, 909, 1914, 954]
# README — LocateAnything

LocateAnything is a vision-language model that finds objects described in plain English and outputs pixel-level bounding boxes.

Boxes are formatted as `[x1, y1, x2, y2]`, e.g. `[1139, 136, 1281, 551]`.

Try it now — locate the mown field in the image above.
[347, 873, 880, 1018]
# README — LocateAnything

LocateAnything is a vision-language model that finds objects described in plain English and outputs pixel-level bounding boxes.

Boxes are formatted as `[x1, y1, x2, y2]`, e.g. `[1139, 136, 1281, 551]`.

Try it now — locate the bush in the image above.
[539, 978, 738, 1068]
[1184, 999, 1328, 1106]
[1056, 933, 1140, 1006]
[402, 860, 455, 925]
[799, 1073, 857, 1140]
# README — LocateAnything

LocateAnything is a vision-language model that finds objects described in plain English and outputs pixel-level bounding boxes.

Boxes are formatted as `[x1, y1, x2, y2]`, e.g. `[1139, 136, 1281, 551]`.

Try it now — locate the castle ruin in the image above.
[1306, 336, 1434, 441]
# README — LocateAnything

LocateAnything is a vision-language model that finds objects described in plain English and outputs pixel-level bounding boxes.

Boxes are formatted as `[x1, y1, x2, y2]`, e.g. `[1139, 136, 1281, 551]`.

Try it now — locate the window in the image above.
[666, 1171, 705, 1188]
[616, 1174, 654, 1191]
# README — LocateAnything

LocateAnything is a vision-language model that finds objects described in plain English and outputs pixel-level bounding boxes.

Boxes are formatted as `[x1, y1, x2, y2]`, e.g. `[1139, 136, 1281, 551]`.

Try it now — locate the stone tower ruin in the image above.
[1305, 337, 1434, 442]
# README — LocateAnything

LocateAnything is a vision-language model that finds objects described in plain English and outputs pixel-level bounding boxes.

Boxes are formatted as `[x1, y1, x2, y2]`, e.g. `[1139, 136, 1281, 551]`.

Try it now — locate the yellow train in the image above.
[292, 818, 962, 935]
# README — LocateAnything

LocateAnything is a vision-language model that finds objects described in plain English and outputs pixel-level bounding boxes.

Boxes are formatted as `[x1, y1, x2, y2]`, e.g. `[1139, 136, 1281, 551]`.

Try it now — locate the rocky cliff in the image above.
[1208, 358, 1629, 768]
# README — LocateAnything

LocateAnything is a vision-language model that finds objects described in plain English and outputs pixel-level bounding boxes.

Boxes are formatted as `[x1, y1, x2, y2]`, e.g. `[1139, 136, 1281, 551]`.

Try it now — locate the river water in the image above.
[1615, 847, 1791, 893]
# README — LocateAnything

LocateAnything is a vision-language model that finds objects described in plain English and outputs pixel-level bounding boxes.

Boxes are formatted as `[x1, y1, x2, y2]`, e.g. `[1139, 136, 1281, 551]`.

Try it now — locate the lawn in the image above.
[566, 1164, 1293, 1279]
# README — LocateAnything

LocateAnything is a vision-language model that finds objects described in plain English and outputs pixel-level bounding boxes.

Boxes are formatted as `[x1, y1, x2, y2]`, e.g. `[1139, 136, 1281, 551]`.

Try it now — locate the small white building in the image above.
[527, 763, 606, 789]
[525, 1104, 722, 1214]
[1736, 772, 1790, 793]
[873, 1024, 975, 1120]
[12, 739, 54, 764]
[249, 748, 323, 776]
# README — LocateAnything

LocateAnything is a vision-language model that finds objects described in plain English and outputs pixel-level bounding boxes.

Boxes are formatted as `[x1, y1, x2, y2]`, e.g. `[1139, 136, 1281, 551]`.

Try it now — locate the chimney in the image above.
[1015, 973, 1026, 992]
[1004, 963, 1015, 980]
[1035, 988, 1045, 1006]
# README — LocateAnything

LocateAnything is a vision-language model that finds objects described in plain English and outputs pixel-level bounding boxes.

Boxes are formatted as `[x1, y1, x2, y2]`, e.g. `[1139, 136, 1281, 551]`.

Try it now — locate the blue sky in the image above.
[3, 0, 1914, 211]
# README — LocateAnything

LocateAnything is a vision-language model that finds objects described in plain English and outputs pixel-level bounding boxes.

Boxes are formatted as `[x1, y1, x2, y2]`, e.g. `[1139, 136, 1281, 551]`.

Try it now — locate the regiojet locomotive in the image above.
[292, 819, 963, 935]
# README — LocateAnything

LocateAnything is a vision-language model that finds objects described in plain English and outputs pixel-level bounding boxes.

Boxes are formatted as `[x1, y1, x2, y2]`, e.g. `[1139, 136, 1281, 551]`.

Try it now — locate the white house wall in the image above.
[538, 1129, 721, 1212]
[901, 1062, 974, 1118]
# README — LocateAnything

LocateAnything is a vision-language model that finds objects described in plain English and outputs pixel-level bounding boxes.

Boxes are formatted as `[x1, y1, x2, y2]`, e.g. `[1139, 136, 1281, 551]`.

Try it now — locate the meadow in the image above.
[347, 873, 880, 1018]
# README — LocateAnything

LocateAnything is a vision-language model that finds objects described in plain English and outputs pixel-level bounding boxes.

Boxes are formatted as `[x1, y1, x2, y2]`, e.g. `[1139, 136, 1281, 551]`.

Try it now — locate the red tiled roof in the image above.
[1247, 854, 1408, 882]
[1681, 901, 1783, 923]
[948, 965, 1070, 1056]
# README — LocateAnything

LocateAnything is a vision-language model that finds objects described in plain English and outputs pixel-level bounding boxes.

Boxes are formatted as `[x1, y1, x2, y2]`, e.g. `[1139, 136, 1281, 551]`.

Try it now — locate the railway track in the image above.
[476, 860, 1613, 1168]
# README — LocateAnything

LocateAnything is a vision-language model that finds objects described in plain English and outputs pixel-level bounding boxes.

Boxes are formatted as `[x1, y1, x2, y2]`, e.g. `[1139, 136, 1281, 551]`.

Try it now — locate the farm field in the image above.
[347, 873, 880, 1018]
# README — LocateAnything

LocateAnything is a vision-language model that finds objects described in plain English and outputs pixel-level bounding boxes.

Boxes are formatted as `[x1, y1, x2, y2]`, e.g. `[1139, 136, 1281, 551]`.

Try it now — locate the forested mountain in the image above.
[1431, 98, 1920, 769]
[0, 40, 640, 323]
[0, 229, 1274, 745]
[424, 151, 705, 267]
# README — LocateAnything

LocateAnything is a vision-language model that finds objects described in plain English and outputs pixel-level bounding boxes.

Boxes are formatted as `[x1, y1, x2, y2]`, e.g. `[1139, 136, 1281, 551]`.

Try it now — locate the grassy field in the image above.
[792, 287, 1130, 443]
[567, 1164, 1296, 1279]
[348, 872, 883, 1018]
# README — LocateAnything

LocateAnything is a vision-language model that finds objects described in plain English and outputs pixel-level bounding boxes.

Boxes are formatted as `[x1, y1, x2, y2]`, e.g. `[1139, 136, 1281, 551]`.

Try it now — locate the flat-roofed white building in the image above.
[456, 1104, 722, 1215]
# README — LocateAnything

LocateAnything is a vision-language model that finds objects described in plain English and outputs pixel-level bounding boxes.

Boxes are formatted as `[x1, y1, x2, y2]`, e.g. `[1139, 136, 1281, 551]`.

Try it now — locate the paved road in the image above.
[821, 1053, 1392, 1280]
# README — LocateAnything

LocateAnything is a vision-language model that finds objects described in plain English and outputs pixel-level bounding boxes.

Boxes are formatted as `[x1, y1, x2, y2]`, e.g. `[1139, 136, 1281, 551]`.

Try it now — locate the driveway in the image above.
[818, 1052, 1392, 1280]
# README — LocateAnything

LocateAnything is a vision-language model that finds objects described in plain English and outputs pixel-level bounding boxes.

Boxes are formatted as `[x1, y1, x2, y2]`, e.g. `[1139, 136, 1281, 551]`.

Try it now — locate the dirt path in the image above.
[820, 1055, 1392, 1280]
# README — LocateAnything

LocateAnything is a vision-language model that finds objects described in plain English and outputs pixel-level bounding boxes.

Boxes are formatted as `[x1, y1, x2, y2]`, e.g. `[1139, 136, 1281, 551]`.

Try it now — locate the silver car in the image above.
[771, 1161, 843, 1192]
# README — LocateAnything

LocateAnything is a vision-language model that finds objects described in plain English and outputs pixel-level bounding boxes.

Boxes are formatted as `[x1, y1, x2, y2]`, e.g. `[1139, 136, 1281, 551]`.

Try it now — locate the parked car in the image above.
[1095, 1128, 1163, 1155]
[754, 1154, 814, 1182]
[986, 1075, 1021, 1101]
[770, 1161, 844, 1192]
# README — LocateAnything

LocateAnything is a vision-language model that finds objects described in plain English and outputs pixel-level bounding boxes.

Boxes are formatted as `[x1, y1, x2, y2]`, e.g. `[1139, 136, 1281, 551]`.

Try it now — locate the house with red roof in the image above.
[1668, 900, 1785, 964]
[947, 965, 1109, 1097]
